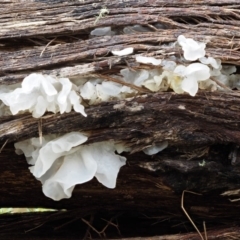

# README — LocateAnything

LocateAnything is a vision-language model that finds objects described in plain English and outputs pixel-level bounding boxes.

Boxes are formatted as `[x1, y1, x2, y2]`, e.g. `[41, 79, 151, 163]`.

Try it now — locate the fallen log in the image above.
[1, 0, 240, 239]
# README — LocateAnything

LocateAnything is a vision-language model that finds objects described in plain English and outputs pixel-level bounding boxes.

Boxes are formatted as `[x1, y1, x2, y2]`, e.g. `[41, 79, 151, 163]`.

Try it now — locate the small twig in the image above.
[82, 215, 120, 238]
[94, 7, 109, 25]
[101, 217, 121, 236]
[95, 73, 150, 93]
[40, 37, 57, 57]
[146, 24, 158, 31]
[54, 217, 80, 231]
[98, 220, 110, 238]
[228, 35, 235, 59]
[0, 139, 8, 153]
[210, 77, 232, 91]
[28, 38, 45, 46]
[229, 198, 240, 202]
[203, 221, 208, 240]
[81, 217, 102, 238]
[38, 118, 43, 146]
[181, 190, 205, 240]
[83, 214, 94, 240]
[25, 223, 45, 233]
[124, 59, 137, 72]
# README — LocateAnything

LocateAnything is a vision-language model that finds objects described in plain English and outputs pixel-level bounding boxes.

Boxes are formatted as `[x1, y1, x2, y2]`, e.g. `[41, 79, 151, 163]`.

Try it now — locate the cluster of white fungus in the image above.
[1, 34, 239, 116]
[111, 47, 134, 56]
[90, 26, 115, 36]
[133, 35, 239, 96]
[136, 56, 162, 66]
[1, 34, 239, 200]
[79, 79, 136, 104]
[15, 132, 127, 201]
[143, 141, 168, 155]
[0, 73, 86, 118]
[177, 35, 206, 61]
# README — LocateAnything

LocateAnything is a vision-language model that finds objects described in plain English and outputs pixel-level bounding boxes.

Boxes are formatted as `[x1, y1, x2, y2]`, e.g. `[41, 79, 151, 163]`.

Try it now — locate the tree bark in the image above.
[1, 0, 240, 84]
[1, 91, 240, 147]
[1, 0, 240, 239]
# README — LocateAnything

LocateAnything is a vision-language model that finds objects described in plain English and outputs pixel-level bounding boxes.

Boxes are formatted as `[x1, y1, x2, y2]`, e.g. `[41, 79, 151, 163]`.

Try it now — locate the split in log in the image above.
[1, 91, 240, 148]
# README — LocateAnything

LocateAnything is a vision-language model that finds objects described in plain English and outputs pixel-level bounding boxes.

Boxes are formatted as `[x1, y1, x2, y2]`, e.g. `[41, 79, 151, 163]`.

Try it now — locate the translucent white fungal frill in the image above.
[174, 63, 210, 96]
[123, 25, 151, 34]
[136, 56, 162, 66]
[0, 73, 86, 118]
[15, 132, 127, 201]
[121, 68, 150, 86]
[3, 33, 239, 203]
[143, 141, 168, 155]
[0, 34, 237, 115]
[80, 79, 135, 104]
[111, 47, 134, 56]
[177, 35, 206, 61]
[199, 57, 221, 69]
[90, 27, 114, 36]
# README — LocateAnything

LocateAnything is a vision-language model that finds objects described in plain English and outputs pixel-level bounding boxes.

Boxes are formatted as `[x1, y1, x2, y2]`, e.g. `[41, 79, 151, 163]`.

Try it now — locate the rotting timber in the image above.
[1, 0, 240, 239]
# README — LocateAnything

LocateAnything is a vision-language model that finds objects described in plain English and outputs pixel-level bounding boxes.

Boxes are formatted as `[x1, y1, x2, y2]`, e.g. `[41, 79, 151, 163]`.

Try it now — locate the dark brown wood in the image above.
[1, 211, 240, 239]
[1, 105, 240, 238]
[1, 140, 239, 208]
[1, 210, 240, 240]
[1, 91, 240, 148]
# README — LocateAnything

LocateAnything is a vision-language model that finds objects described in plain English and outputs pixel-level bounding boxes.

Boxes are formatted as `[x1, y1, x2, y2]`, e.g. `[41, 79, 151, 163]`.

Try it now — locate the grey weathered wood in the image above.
[1, 0, 240, 84]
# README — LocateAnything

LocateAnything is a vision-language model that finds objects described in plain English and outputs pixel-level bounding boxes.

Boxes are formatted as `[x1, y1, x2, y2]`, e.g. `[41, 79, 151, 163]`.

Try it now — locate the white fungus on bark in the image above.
[2, 33, 240, 201]
[177, 35, 206, 61]
[0, 73, 86, 118]
[15, 132, 127, 201]
[174, 63, 211, 96]
[90, 27, 115, 36]
[111, 47, 134, 56]
[143, 141, 168, 155]
[136, 55, 162, 66]
[80, 79, 135, 104]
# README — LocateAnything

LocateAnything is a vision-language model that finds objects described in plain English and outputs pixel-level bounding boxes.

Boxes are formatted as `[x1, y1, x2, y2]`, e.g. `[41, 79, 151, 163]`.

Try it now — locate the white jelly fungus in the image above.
[90, 27, 114, 36]
[136, 55, 162, 66]
[143, 141, 168, 155]
[111, 47, 134, 56]
[174, 63, 210, 96]
[2, 32, 239, 202]
[15, 132, 127, 201]
[177, 35, 206, 61]
[80, 79, 135, 104]
[0, 73, 86, 118]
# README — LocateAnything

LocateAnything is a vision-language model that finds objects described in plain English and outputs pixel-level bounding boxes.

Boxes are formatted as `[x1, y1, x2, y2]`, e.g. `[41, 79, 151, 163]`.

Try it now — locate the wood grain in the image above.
[1, 1, 240, 239]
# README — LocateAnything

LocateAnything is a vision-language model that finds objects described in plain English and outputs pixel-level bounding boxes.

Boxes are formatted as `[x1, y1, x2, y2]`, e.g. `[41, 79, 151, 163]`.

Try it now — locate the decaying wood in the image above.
[1, 91, 240, 148]
[1, 0, 240, 239]
[1, 1, 240, 84]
